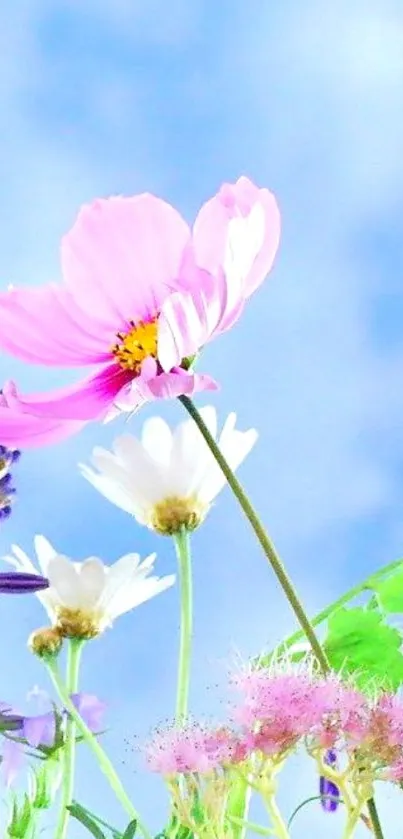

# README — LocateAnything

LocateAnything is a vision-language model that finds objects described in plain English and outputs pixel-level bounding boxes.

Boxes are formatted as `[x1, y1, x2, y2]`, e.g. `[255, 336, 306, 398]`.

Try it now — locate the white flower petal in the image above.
[34, 535, 59, 575]
[141, 417, 173, 468]
[77, 558, 106, 608]
[47, 556, 81, 609]
[79, 407, 257, 529]
[80, 464, 143, 518]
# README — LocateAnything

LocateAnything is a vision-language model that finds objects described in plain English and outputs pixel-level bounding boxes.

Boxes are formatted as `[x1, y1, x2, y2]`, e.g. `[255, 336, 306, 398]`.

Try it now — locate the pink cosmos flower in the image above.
[0, 177, 280, 445]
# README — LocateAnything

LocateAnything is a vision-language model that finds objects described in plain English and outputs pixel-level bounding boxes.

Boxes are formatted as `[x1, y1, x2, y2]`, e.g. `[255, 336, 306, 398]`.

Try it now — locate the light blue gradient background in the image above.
[1, 1, 403, 835]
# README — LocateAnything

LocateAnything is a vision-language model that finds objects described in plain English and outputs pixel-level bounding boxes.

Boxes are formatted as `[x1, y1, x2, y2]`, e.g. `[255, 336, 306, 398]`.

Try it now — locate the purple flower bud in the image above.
[0, 444, 20, 521]
[0, 572, 49, 594]
[320, 749, 340, 813]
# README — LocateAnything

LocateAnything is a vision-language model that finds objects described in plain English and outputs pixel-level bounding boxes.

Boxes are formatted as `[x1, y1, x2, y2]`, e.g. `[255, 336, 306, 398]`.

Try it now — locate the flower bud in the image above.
[28, 627, 63, 659]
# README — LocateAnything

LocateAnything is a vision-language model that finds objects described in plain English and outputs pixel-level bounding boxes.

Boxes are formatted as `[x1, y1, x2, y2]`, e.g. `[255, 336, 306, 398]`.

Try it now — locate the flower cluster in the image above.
[145, 665, 403, 829]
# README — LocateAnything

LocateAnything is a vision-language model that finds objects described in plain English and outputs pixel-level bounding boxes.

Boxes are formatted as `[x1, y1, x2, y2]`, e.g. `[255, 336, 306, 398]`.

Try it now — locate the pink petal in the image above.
[114, 361, 218, 411]
[0, 285, 111, 366]
[0, 406, 84, 447]
[0, 384, 85, 447]
[158, 272, 246, 369]
[62, 194, 191, 328]
[3, 364, 131, 421]
[192, 176, 281, 297]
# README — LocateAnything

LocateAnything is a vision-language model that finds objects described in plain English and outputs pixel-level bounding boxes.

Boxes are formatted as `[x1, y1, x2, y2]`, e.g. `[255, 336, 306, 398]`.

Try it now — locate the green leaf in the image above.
[67, 803, 107, 839]
[121, 821, 137, 839]
[372, 568, 403, 613]
[324, 607, 403, 691]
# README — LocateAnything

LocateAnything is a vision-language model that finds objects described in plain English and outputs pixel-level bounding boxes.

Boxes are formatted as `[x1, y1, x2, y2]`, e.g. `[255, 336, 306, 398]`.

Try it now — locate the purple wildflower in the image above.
[320, 749, 340, 812]
[0, 572, 49, 594]
[0, 691, 106, 785]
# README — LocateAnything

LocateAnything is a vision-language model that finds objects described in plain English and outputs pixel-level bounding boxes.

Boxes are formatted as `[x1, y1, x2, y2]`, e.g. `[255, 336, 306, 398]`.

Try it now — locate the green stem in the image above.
[179, 395, 384, 839]
[264, 795, 290, 839]
[367, 798, 385, 839]
[174, 529, 193, 723]
[228, 816, 275, 836]
[54, 638, 83, 839]
[179, 396, 329, 674]
[45, 659, 151, 839]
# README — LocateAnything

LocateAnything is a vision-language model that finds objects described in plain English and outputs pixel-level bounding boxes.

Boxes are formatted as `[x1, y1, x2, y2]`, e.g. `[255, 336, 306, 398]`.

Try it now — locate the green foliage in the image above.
[67, 802, 107, 839]
[324, 607, 403, 691]
[121, 821, 138, 839]
[255, 559, 403, 691]
[372, 567, 403, 613]
[68, 800, 132, 839]
[7, 794, 34, 838]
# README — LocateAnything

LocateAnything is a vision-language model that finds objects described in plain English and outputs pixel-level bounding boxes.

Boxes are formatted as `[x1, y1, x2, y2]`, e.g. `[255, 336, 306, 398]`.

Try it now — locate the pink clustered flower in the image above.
[0, 177, 280, 448]
[145, 722, 248, 775]
[146, 669, 403, 784]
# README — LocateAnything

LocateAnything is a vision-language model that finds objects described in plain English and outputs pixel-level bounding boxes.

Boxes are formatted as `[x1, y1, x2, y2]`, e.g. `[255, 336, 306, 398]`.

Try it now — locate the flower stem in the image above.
[45, 658, 151, 839]
[367, 798, 385, 839]
[174, 528, 193, 723]
[179, 396, 329, 673]
[264, 795, 290, 839]
[54, 638, 83, 839]
[179, 395, 384, 839]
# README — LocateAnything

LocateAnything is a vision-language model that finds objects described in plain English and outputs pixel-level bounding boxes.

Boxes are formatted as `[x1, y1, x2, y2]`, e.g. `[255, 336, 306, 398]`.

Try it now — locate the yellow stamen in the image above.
[111, 318, 158, 373]
[55, 607, 104, 640]
[149, 496, 208, 536]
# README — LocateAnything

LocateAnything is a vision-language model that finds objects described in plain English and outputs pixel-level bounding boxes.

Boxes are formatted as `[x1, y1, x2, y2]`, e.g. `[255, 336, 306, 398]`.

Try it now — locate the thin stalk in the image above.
[45, 658, 151, 839]
[179, 395, 384, 839]
[174, 528, 193, 723]
[367, 798, 385, 839]
[179, 398, 329, 673]
[54, 639, 83, 839]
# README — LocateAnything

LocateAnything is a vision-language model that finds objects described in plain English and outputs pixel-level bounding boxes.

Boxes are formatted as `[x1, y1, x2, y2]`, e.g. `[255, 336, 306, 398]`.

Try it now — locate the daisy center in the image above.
[55, 606, 104, 640]
[111, 318, 158, 373]
[149, 496, 208, 536]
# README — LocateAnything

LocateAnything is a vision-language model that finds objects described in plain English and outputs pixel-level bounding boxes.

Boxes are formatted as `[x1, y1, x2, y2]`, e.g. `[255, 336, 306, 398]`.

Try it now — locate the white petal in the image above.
[34, 535, 59, 575]
[98, 553, 143, 614]
[109, 572, 175, 619]
[3, 544, 37, 573]
[80, 464, 144, 518]
[168, 416, 210, 497]
[77, 558, 106, 608]
[198, 417, 258, 503]
[105, 436, 167, 505]
[47, 556, 81, 609]
[141, 417, 173, 468]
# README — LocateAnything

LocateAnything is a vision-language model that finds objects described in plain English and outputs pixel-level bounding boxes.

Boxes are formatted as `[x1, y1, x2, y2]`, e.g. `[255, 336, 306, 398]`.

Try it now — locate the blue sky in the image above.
[1, 0, 403, 835]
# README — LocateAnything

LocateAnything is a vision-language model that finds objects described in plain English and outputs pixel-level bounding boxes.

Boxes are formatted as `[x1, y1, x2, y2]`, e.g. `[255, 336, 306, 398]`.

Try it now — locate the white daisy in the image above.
[79, 407, 258, 535]
[3, 535, 175, 639]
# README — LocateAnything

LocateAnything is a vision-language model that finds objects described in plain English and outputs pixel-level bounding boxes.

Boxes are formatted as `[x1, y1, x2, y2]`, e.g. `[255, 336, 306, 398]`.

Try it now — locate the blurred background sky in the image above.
[1, 0, 403, 835]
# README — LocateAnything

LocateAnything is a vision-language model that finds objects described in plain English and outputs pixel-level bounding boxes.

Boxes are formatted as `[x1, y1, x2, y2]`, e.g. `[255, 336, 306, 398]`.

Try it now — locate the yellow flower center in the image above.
[54, 607, 105, 640]
[111, 318, 158, 373]
[149, 496, 208, 536]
